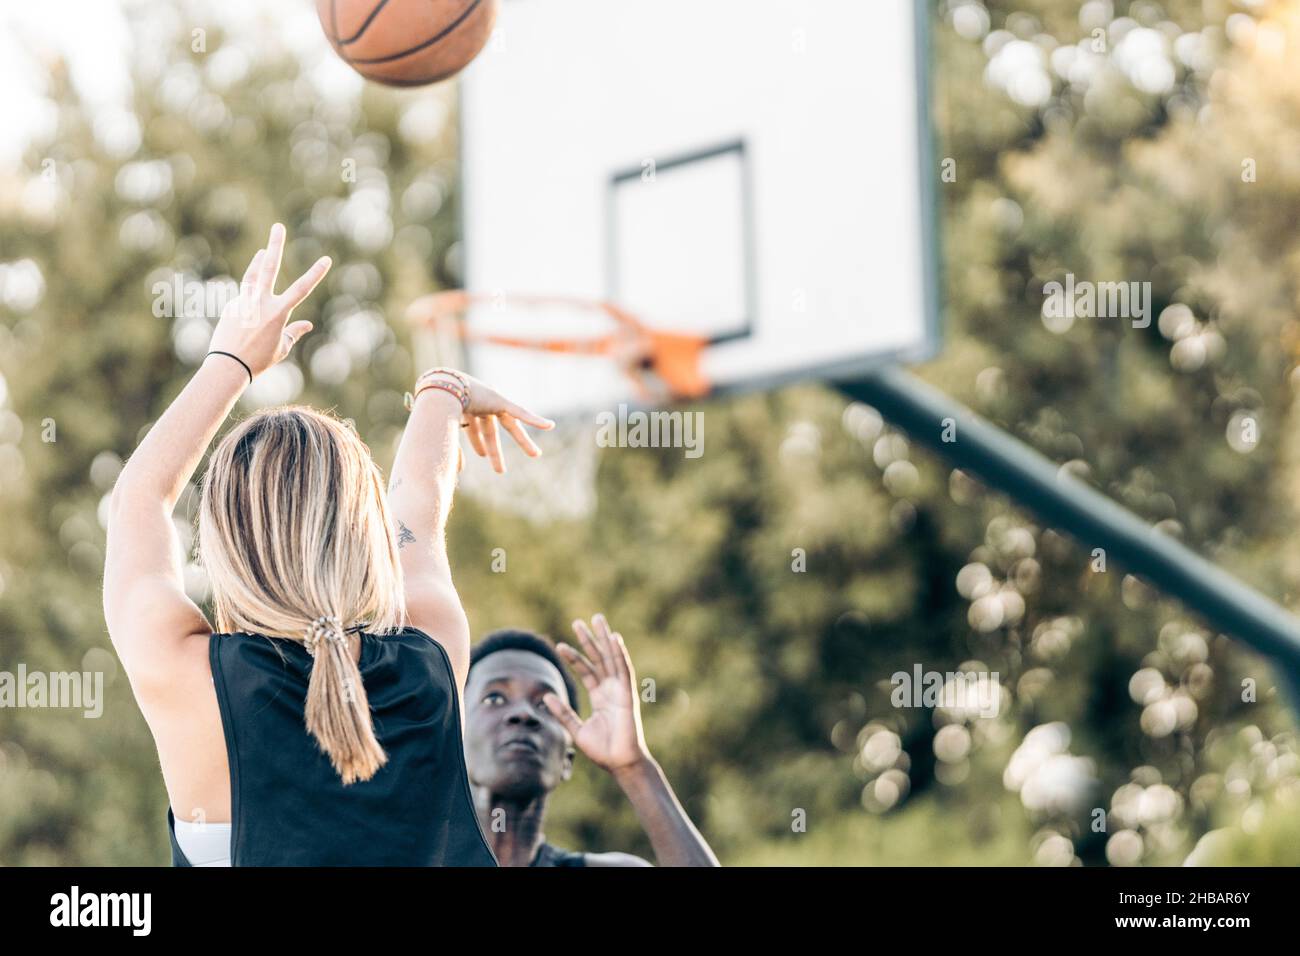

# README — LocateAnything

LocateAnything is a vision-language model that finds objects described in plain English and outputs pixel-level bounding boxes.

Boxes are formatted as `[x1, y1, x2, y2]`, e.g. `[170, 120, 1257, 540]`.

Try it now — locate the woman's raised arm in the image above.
[386, 368, 553, 686]
[104, 223, 330, 686]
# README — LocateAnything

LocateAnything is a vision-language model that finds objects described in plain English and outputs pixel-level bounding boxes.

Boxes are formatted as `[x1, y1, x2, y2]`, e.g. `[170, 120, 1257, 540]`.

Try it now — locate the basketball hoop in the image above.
[405, 290, 711, 404]
[404, 290, 709, 522]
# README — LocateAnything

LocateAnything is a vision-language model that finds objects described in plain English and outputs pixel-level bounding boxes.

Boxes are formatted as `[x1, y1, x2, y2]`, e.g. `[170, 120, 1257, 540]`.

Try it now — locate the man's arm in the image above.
[604, 756, 717, 867]
[544, 615, 721, 867]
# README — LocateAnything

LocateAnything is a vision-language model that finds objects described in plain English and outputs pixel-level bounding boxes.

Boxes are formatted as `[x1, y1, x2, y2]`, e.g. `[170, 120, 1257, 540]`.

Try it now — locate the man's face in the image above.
[464, 649, 575, 799]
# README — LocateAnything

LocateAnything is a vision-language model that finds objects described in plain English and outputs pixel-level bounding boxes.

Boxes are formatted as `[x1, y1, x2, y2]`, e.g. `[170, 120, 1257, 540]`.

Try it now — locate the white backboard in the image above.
[458, 0, 940, 417]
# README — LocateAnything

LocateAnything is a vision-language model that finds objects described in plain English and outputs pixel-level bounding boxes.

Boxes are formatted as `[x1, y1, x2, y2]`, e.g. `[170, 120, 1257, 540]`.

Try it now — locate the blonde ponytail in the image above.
[302, 616, 387, 785]
[198, 406, 407, 787]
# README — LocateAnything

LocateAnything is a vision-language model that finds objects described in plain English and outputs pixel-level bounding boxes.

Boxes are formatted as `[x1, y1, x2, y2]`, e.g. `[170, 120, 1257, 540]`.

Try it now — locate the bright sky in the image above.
[0, 0, 129, 165]
[0, 0, 352, 168]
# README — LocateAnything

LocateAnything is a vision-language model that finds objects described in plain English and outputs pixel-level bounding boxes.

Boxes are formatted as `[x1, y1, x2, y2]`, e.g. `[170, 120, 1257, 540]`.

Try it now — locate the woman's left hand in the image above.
[454, 372, 555, 474]
[209, 223, 332, 378]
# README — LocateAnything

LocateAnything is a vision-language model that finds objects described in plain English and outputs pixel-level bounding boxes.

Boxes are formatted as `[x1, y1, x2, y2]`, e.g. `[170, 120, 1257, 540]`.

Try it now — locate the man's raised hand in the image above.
[544, 614, 650, 773]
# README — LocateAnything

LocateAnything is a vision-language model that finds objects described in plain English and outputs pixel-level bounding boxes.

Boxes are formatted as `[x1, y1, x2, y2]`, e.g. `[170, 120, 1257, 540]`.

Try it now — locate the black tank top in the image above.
[166, 627, 497, 866]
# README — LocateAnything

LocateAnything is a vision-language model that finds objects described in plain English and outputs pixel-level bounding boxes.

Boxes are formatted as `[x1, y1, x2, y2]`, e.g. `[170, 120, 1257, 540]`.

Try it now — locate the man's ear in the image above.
[561, 745, 576, 782]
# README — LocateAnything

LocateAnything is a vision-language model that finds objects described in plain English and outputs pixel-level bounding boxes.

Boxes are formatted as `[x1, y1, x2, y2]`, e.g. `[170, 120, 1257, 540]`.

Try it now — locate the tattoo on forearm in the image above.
[396, 520, 416, 550]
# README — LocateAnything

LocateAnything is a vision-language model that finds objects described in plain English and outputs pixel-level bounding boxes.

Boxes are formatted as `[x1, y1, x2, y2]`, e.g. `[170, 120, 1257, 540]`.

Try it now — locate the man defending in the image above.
[464, 614, 719, 867]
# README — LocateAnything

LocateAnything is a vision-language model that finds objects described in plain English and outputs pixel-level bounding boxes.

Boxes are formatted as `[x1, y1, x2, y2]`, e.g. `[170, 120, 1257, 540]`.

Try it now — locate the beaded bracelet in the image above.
[404, 374, 469, 413]
[423, 366, 470, 393]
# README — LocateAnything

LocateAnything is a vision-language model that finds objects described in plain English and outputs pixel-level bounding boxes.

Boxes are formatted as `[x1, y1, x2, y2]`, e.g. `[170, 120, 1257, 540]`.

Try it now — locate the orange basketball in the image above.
[317, 0, 499, 87]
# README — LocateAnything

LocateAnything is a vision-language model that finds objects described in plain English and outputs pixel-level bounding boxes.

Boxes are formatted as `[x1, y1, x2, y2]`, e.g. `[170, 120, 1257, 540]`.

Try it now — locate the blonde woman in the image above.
[103, 224, 552, 865]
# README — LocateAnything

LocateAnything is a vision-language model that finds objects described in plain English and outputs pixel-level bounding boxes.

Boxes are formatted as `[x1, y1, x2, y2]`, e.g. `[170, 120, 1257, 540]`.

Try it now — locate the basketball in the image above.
[317, 0, 498, 87]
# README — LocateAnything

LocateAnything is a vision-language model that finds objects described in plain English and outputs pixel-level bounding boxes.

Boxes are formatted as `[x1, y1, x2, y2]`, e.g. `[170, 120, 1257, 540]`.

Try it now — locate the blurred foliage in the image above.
[2, 0, 1299, 865]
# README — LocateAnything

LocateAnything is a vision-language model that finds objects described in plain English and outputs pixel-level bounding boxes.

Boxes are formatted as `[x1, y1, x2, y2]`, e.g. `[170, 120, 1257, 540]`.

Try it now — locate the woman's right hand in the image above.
[434, 371, 555, 473]
[209, 223, 331, 378]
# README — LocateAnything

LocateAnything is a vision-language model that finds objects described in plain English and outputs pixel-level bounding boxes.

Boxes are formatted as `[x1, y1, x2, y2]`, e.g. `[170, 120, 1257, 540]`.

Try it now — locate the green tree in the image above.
[2, 0, 1297, 867]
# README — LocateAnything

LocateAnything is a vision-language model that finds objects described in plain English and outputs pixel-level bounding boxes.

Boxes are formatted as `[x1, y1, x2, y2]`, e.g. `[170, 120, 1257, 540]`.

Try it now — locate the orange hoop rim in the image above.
[406, 290, 711, 402]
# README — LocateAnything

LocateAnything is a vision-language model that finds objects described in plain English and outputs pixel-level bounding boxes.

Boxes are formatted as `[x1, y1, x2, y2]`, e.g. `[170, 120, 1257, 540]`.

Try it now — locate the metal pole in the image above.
[840, 367, 1300, 678]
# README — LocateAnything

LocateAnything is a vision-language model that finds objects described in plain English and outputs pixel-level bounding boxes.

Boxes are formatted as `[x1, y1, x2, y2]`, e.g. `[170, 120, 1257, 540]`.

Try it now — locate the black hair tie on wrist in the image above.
[207, 350, 253, 385]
